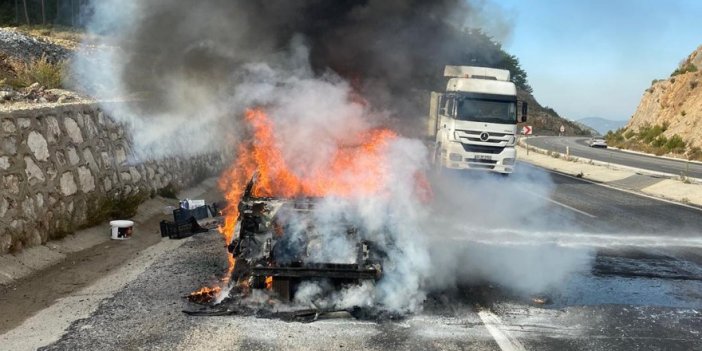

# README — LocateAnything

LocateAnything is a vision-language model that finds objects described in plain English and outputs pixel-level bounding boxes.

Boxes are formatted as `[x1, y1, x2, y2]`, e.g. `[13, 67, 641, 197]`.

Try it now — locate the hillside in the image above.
[517, 90, 592, 136]
[578, 117, 627, 135]
[607, 45, 702, 159]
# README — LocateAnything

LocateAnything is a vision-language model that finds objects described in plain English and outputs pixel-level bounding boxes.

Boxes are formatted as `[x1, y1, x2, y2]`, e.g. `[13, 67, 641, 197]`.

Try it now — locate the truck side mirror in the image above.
[520, 102, 528, 122]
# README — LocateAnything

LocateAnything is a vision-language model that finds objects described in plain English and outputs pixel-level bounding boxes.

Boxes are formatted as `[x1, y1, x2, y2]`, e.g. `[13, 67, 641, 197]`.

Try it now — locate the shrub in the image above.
[638, 123, 665, 143]
[665, 134, 686, 153]
[652, 135, 668, 148]
[157, 182, 179, 199]
[9, 54, 65, 89]
[671, 62, 698, 77]
[624, 129, 636, 139]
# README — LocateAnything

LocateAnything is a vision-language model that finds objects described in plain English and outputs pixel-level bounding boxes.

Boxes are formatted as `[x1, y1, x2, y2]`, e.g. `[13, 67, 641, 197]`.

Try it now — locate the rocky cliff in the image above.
[625, 45, 702, 150]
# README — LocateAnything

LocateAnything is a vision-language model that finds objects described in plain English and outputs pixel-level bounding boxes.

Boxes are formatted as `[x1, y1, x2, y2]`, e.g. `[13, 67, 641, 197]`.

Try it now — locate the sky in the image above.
[490, 0, 702, 121]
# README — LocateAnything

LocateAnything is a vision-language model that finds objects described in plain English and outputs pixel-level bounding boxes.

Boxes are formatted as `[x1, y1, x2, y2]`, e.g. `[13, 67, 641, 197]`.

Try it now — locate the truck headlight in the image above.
[449, 153, 463, 161]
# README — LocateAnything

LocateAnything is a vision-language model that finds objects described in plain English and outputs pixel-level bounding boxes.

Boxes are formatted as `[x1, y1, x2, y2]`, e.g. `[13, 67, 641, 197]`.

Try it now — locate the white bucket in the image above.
[110, 220, 134, 240]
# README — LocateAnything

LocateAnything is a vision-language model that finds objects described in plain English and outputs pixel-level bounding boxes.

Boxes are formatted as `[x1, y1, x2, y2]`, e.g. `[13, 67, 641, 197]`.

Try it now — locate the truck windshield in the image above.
[456, 98, 516, 124]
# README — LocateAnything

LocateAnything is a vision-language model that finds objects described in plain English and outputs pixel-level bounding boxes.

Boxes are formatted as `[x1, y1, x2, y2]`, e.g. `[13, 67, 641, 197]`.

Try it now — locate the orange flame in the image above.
[218, 107, 400, 241]
[195, 107, 429, 300]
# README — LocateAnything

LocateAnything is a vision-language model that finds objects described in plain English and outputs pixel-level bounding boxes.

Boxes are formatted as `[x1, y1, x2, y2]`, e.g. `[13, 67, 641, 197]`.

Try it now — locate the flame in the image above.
[192, 107, 429, 301]
[265, 276, 273, 290]
[218, 107, 400, 239]
[188, 286, 222, 304]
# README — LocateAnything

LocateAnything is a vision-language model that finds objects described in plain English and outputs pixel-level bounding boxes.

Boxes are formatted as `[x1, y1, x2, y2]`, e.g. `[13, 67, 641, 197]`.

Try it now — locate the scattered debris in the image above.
[531, 296, 549, 305]
[0, 85, 81, 105]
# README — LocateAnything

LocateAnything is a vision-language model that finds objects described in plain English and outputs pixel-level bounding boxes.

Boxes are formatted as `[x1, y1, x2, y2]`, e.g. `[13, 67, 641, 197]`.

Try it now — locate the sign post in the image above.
[521, 125, 533, 155]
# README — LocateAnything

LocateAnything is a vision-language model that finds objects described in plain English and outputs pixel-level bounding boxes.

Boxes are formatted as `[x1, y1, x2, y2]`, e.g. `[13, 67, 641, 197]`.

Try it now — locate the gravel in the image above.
[0, 28, 70, 63]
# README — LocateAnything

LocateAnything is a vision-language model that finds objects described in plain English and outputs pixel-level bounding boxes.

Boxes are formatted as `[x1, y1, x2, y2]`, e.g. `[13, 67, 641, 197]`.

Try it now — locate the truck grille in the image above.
[461, 144, 504, 154]
[455, 130, 513, 145]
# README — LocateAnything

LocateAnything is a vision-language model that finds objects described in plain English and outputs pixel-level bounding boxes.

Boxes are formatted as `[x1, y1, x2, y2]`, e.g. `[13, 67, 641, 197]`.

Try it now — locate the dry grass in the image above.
[2, 54, 66, 89]
[15, 25, 84, 49]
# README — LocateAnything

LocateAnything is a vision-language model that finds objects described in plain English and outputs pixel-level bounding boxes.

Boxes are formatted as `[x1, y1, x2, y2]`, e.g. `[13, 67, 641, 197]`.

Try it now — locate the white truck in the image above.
[428, 65, 527, 174]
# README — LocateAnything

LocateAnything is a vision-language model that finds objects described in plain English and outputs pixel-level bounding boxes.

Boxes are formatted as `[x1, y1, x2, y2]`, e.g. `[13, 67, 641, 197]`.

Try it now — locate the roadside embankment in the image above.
[517, 142, 702, 207]
[0, 102, 226, 254]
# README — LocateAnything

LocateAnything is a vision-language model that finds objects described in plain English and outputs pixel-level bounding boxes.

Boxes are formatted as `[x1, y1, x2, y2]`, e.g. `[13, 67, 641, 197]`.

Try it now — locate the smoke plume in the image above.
[75, 0, 592, 312]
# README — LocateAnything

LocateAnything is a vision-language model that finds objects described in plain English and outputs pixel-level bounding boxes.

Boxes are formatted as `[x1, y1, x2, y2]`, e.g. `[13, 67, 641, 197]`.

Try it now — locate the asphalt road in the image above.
[3, 166, 702, 350]
[527, 136, 702, 179]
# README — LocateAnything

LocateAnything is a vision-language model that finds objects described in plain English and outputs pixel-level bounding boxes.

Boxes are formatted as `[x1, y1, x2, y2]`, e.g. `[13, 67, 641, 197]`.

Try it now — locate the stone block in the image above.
[2, 119, 16, 133]
[64, 117, 84, 144]
[24, 157, 45, 185]
[0, 156, 9, 170]
[66, 146, 80, 165]
[45, 116, 61, 143]
[0, 233, 11, 253]
[46, 164, 57, 181]
[115, 147, 127, 165]
[103, 177, 112, 192]
[17, 118, 31, 129]
[60, 172, 77, 196]
[35, 193, 44, 208]
[22, 196, 36, 219]
[129, 166, 141, 183]
[0, 197, 8, 217]
[101, 151, 112, 169]
[27, 131, 49, 161]
[3, 174, 19, 194]
[83, 148, 98, 172]
[84, 115, 98, 139]
[1, 137, 17, 156]
[77, 166, 95, 193]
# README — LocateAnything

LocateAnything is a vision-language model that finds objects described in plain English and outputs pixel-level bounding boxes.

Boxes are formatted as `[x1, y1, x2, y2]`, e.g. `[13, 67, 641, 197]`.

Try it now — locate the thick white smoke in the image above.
[75, 0, 594, 313]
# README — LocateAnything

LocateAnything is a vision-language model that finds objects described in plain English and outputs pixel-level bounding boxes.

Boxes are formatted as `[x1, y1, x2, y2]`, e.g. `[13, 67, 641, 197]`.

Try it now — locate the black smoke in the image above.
[83, 0, 512, 135]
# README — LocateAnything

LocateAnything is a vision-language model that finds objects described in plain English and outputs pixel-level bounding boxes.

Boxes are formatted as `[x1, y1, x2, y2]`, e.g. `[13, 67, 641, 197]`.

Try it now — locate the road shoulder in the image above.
[517, 144, 702, 208]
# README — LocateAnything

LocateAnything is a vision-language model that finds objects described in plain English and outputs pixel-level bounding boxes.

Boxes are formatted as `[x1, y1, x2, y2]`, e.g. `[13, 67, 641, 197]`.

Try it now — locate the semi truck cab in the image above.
[428, 66, 527, 174]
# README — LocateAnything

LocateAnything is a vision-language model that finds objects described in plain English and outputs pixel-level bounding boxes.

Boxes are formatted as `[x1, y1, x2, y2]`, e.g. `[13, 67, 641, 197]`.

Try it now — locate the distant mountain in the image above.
[577, 117, 627, 135]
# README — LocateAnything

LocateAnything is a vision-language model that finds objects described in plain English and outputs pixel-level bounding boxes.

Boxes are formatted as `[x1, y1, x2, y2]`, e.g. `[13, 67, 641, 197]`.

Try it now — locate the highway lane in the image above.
[526, 136, 702, 179]
[5, 166, 701, 351]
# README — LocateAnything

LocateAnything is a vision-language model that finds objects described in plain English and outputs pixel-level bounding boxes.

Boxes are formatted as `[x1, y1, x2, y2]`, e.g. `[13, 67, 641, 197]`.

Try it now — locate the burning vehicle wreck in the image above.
[185, 175, 395, 322]
[185, 108, 429, 321]
[226, 176, 384, 302]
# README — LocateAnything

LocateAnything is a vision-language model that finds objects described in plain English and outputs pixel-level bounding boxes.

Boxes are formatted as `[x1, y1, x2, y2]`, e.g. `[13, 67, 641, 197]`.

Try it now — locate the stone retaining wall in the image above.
[0, 102, 225, 253]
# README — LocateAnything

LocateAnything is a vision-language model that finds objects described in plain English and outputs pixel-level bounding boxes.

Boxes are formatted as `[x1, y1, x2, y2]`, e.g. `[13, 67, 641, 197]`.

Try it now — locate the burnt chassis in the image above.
[227, 180, 383, 301]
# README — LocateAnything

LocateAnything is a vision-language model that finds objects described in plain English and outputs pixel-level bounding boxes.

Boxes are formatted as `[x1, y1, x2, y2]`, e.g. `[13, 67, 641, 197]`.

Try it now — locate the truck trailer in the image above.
[428, 65, 528, 174]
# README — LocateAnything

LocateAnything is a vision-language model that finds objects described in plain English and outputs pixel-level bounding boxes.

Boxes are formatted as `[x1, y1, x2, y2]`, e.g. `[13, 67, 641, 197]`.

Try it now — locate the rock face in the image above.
[0, 103, 225, 254]
[626, 45, 702, 149]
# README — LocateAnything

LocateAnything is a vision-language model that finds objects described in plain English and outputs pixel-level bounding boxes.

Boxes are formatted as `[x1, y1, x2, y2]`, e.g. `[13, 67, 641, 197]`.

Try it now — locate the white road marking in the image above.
[554, 170, 702, 212]
[477, 309, 526, 351]
[521, 189, 598, 218]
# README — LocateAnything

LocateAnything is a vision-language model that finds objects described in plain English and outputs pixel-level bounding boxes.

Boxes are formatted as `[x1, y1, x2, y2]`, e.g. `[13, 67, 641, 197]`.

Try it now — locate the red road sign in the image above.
[521, 125, 532, 135]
